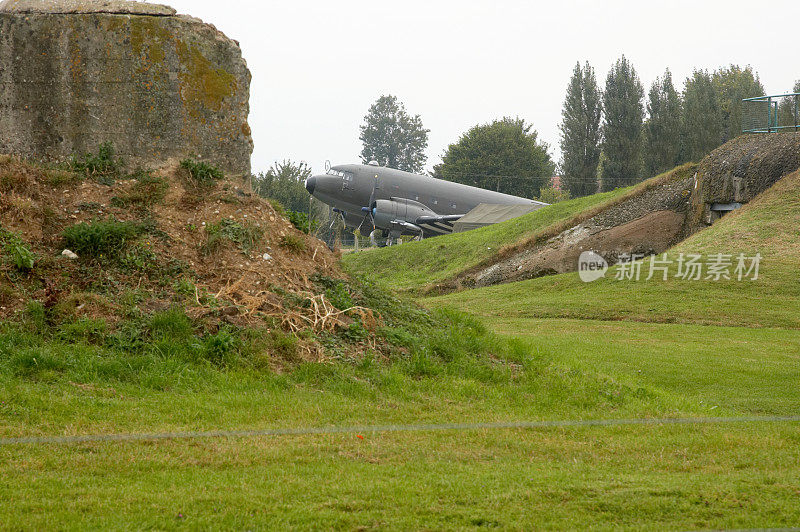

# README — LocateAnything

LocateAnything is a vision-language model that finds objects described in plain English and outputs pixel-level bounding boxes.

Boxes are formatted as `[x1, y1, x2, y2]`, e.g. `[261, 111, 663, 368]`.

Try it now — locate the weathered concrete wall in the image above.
[0, 0, 253, 175]
[688, 133, 800, 228]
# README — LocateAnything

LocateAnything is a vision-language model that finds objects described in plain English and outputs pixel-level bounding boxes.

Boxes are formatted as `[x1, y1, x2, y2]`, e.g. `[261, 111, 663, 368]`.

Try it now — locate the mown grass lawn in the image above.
[3, 423, 800, 530]
[2, 309, 800, 529]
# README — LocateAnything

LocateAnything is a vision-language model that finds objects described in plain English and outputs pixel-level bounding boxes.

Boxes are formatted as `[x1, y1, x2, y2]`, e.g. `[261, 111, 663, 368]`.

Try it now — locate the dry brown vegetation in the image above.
[0, 155, 375, 348]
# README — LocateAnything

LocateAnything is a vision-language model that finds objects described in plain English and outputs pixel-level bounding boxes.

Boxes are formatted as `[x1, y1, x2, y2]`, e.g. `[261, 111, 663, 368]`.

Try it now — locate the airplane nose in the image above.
[305, 176, 316, 195]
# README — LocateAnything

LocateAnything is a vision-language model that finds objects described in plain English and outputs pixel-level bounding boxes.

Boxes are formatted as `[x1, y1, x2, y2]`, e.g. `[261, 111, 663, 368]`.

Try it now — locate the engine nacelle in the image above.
[372, 198, 436, 234]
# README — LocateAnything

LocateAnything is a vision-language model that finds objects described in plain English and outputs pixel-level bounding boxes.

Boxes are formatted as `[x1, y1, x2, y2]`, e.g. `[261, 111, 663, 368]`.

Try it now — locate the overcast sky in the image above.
[162, 0, 799, 175]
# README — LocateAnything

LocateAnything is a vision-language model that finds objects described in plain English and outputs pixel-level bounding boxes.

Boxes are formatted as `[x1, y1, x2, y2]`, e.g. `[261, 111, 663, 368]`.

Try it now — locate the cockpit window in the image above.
[327, 168, 355, 181]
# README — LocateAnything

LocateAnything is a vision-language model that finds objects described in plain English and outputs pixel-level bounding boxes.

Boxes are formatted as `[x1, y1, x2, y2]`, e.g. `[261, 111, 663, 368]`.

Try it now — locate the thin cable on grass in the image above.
[3, 415, 800, 446]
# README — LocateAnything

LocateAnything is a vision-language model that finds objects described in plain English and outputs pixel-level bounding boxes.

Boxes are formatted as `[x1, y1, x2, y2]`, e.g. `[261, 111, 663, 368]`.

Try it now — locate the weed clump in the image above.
[62, 218, 144, 259]
[203, 328, 239, 365]
[0, 171, 28, 193]
[70, 142, 124, 182]
[313, 275, 353, 310]
[202, 219, 262, 255]
[111, 172, 169, 208]
[181, 158, 223, 185]
[287, 210, 318, 234]
[0, 227, 35, 271]
[279, 234, 306, 252]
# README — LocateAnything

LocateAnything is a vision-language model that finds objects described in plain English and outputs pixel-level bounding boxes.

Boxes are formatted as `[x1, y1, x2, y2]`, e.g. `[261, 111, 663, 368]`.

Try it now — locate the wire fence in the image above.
[742, 93, 800, 133]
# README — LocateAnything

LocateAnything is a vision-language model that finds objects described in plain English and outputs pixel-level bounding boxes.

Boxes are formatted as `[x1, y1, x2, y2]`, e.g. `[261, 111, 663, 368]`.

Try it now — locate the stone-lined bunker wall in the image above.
[0, 0, 253, 175]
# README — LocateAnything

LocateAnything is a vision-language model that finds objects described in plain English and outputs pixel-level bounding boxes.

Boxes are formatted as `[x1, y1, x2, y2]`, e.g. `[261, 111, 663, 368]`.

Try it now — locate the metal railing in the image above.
[742, 93, 800, 133]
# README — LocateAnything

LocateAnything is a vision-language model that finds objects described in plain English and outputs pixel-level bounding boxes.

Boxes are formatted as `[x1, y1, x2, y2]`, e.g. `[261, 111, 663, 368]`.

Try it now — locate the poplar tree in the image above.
[600, 56, 644, 191]
[559, 61, 602, 197]
[681, 70, 722, 163]
[778, 80, 800, 129]
[643, 69, 682, 177]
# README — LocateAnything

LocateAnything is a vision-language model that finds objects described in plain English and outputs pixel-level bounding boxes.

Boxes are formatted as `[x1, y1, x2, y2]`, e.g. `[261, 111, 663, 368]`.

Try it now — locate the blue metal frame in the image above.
[742, 93, 800, 133]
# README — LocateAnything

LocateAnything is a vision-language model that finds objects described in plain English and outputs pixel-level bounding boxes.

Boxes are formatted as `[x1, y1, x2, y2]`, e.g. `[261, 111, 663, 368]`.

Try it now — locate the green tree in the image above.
[559, 61, 602, 197]
[359, 95, 429, 173]
[712, 65, 765, 142]
[600, 56, 645, 191]
[778, 80, 800, 129]
[253, 160, 313, 213]
[644, 69, 682, 178]
[433, 117, 555, 199]
[681, 70, 722, 163]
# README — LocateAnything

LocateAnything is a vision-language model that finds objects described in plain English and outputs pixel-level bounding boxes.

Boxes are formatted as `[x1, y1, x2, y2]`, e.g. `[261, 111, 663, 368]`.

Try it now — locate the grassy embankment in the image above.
[342, 164, 696, 293]
[427, 169, 800, 329]
[343, 190, 625, 292]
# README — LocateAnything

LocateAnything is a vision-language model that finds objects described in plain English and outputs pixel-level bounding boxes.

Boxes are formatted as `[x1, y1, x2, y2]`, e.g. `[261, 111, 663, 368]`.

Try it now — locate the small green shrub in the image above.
[181, 158, 223, 184]
[202, 219, 262, 255]
[0, 228, 35, 271]
[536, 186, 571, 204]
[120, 242, 158, 272]
[320, 279, 352, 310]
[287, 210, 318, 234]
[62, 218, 144, 259]
[279, 234, 306, 252]
[70, 142, 123, 180]
[9, 244, 35, 271]
[203, 328, 238, 365]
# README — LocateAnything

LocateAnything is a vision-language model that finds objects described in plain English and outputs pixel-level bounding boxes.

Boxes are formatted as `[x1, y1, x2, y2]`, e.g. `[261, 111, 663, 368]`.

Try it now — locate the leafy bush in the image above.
[62, 218, 144, 259]
[0, 227, 35, 271]
[536, 186, 572, 204]
[287, 210, 319, 234]
[180, 158, 223, 184]
[203, 328, 238, 365]
[313, 275, 353, 310]
[120, 242, 159, 272]
[9, 244, 35, 271]
[279, 234, 306, 252]
[252, 160, 312, 213]
[202, 219, 262, 255]
[70, 142, 124, 180]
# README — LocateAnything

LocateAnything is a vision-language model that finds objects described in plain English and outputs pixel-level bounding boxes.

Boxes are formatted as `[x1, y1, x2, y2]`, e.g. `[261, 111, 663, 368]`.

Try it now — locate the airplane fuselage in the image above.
[305, 163, 547, 237]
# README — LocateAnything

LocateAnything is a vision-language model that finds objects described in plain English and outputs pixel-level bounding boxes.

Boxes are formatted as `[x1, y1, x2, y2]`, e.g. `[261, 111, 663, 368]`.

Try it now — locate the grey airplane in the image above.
[305, 161, 548, 243]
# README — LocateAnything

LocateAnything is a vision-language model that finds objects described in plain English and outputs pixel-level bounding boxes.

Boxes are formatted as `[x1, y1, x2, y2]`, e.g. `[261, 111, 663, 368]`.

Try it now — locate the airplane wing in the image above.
[413, 214, 466, 236]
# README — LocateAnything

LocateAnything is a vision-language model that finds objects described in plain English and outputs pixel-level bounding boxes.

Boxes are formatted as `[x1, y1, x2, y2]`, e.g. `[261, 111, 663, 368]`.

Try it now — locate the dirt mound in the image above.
[0, 155, 349, 336]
